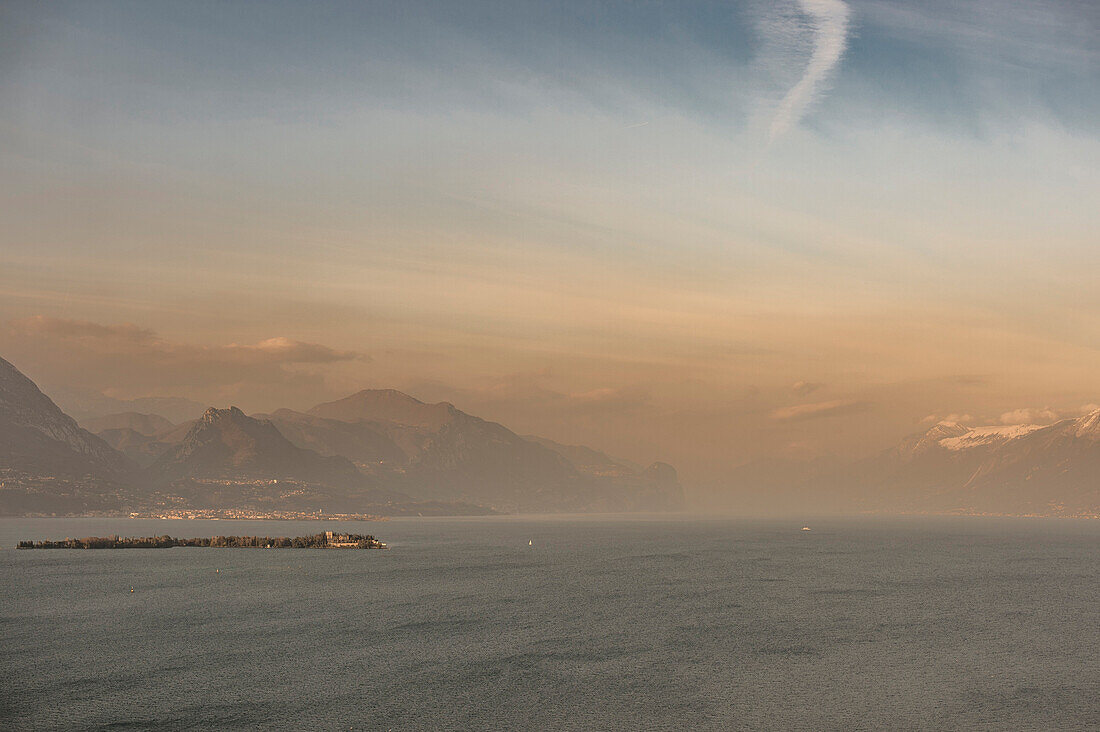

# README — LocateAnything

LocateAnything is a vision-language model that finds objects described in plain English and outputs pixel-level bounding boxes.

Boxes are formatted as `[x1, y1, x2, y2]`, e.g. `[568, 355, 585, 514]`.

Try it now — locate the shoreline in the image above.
[17, 532, 387, 550]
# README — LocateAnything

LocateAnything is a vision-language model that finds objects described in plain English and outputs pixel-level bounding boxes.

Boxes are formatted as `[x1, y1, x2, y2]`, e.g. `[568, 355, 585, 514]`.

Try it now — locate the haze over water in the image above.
[3, 516, 1098, 729]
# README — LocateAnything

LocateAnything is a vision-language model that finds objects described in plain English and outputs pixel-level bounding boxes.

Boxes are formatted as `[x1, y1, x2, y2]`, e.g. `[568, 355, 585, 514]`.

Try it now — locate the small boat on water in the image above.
[801, 526, 811, 531]
[528, 540, 533, 546]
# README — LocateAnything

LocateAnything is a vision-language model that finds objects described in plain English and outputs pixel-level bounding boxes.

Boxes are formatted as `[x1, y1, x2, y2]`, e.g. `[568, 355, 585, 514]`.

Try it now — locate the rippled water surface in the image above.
[2, 516, 1098, 730]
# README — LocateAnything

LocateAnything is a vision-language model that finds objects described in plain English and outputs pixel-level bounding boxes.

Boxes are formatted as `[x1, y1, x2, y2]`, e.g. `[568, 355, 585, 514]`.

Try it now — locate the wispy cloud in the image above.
[768, 0, 851, 143]
[8, 317, 362, 366]
[771, 398, 869, 422]
[3, 316, 366, 408]
[9, 316, 157, 344]
[999, 404, 1100, 425]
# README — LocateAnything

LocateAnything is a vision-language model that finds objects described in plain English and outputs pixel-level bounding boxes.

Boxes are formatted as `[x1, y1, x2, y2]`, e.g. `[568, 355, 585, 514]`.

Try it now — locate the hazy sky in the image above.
[1, 0, 1097, 493]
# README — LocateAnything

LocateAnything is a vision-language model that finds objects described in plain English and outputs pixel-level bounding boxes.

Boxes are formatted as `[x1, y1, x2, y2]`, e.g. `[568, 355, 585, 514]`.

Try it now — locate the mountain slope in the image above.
[144, 407, 408, 512]
[302, 391, 587, 511]
[308, 389, 454, 429]
[258, 408, 408, 466]
[148, 407, 371, 487]
[818, 413, 1100, 515]
[0, 356, 130, 514]
[523, 436, 639, 477]
[95, 428, 175, 468]
[959, 412, 1100, 513]
[524, 436, 684, 511]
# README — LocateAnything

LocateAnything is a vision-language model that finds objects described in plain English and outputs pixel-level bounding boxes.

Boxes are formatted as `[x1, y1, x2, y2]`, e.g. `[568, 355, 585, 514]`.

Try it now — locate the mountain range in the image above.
[801, 415, 1100, 516]
[5, 352, 1096, 517]
[0, 356, 684, 515]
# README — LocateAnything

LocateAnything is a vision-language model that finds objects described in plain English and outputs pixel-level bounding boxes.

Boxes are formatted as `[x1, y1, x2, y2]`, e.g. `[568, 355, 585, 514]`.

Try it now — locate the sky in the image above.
[1, 0, 1097, 501]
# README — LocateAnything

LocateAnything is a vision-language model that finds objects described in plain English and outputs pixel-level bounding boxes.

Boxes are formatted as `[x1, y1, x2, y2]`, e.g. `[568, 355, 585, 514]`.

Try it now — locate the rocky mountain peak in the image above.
[199, 406, 246, 424]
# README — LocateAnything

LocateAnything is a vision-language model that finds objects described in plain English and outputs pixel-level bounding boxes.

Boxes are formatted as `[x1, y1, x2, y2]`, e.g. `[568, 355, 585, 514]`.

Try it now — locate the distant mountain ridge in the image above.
[523, 436, 641, 477]
[141, 406, 408, 512]
[264, 389, 685, 512]
[308, 389, 456, 429]
[51, 388, 206, 425]
[81, 412, 174, 437]
[815, 413, 1100, 515]
[18, 346, 1093, 517]
[0, 357, 683, 515]
[148, 407, 370, 488]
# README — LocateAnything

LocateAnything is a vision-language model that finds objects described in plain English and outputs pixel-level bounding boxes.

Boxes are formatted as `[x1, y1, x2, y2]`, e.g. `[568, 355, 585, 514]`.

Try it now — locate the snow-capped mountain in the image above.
[937, 424, 1044, 451]
[823, 410, 1100, 515]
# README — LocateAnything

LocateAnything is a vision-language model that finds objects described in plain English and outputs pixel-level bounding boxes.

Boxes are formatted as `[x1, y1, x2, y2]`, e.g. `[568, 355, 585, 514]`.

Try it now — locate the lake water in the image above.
[2, 516, 1098, 730]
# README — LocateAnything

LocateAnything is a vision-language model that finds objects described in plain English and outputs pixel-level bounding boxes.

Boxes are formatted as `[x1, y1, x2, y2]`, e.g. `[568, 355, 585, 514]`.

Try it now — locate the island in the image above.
[16, 531, 386, 550]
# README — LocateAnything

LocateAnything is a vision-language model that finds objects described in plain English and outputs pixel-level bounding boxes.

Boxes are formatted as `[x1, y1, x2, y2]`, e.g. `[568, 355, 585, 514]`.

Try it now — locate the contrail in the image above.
[768, 0, 850, 143]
